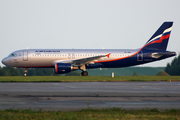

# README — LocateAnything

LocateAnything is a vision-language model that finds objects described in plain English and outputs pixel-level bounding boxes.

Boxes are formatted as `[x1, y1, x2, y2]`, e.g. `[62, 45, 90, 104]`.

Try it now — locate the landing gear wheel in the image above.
[23, 68, 28, 76]
[23, 73, 27, 76]
[81, 71, 88, 76]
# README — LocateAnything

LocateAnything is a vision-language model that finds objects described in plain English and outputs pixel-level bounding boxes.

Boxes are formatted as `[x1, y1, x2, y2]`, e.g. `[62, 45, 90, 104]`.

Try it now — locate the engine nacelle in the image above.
[54, 63, 78, 74]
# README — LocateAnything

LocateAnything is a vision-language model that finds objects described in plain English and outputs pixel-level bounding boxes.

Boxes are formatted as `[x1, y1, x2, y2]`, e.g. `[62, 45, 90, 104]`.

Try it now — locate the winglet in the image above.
[106, 53, 111, 58]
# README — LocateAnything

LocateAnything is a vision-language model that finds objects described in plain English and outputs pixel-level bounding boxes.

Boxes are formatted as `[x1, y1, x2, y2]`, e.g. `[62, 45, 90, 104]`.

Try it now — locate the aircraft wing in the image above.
[52, 53, 111, 66]
[66, 55, 106, 65]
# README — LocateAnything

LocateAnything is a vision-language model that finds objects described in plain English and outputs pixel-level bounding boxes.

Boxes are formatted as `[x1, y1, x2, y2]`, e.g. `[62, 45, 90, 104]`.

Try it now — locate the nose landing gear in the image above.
[23, 68, 28, 76]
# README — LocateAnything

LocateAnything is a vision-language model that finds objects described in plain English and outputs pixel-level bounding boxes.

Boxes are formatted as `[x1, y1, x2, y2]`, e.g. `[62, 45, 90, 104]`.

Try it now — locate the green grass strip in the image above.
[0, 108, 180, 120]
[0, 76, 180, 82]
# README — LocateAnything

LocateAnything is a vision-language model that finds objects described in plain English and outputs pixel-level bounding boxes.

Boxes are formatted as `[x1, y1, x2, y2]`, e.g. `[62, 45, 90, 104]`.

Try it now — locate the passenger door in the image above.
[23, 51, 28, 61]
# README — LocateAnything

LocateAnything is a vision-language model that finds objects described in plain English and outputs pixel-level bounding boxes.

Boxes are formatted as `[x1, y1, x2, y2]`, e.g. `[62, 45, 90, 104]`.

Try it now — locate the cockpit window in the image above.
[8, 53, 17, 57]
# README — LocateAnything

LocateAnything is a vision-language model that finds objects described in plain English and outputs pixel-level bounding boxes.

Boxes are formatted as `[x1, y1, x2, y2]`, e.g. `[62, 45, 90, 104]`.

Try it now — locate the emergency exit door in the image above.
[137, 51, 143, 61]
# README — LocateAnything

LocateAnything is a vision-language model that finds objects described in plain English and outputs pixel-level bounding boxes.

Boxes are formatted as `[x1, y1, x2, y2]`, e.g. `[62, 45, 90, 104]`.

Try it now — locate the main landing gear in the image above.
[81, 71, 88, 76]
[23, 68, 28, 76]
[80, 65, 88, 76]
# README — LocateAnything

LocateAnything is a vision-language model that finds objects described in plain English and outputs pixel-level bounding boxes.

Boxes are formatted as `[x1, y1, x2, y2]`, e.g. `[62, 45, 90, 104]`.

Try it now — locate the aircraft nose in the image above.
[2, 58, 8, 65]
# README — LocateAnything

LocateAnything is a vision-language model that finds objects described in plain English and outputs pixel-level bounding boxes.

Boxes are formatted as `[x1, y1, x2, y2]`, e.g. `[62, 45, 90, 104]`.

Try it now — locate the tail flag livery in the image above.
[142, 22, 173, 51]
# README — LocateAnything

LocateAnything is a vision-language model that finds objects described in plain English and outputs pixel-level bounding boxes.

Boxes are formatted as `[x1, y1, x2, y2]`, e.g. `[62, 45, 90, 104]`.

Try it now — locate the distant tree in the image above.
[165, 54, 180, 76]
[0, 66, 56, 76]
[156, 71, 170, 76]
[132, 71, 139, 76]
[65, 71, 80, 76]
[27, 68, 55, 76]
[28, 68, 37, 76]
[16, 68, 24, 75]
[0, 66, 3, 76]
[0, 66, 19, 76]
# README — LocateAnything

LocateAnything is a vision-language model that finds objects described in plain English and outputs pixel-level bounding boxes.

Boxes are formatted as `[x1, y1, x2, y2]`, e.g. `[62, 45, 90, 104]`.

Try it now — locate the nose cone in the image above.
[2, 58, 8, 65]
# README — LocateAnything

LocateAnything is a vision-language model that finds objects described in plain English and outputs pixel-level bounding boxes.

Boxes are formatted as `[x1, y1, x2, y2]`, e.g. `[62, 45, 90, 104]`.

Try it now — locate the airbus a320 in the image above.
[2, 22, 176, 76]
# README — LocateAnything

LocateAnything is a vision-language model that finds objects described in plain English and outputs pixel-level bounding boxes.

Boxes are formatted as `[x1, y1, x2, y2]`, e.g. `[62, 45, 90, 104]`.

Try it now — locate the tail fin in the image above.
[142, 22, 173, 51]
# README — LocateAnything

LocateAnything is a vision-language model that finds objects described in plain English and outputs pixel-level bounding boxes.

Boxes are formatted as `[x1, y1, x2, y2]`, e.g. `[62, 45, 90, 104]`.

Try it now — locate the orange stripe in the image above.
[94, 54, 135, 63]
[94, 50, 140, 63]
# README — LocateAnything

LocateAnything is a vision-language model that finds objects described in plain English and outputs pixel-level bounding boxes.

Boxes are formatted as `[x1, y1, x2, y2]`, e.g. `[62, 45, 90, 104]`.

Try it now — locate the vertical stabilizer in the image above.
[142, 22, 173, 51]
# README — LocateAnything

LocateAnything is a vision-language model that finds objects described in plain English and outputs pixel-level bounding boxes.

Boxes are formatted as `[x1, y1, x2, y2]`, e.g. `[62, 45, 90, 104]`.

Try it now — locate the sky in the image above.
[0, 0, 180, 67]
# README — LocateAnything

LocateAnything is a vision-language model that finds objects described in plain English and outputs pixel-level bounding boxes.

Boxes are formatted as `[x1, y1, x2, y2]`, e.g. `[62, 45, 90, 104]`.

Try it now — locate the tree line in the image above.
[165, 54, 180, 76]
[0, 66, 164, 76]
[0, 66, 80, 76]
[0, 67, 56, 76]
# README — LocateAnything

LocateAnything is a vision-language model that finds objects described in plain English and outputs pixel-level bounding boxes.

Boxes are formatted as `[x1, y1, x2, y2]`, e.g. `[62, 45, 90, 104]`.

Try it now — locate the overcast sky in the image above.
[0, 0, 180, 67]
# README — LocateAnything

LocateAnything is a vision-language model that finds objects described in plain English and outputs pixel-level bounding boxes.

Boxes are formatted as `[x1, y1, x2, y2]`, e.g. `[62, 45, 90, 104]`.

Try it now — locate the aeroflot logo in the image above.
[35, 50, 60, 53]
[35, 50, 60, 55]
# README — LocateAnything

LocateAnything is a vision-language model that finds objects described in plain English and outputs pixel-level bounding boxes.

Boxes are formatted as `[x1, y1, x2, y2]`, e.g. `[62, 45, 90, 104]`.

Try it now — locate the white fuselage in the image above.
[2, 49, 138, 68]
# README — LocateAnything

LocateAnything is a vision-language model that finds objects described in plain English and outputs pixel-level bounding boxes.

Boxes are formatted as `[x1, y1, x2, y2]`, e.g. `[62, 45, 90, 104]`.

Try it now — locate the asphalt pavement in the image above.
[0, 82, 180, 111]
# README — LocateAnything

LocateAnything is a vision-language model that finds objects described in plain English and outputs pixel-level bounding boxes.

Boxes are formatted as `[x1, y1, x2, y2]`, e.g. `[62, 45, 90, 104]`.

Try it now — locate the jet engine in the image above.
[54, 63, 78, 74]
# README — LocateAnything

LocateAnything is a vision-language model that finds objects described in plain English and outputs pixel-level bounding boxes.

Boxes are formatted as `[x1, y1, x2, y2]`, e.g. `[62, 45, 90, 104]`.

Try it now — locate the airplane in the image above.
[2, 22, 176, 76]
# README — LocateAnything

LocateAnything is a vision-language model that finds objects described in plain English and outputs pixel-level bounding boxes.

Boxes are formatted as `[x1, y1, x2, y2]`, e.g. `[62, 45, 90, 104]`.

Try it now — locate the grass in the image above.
[0, 108, 180, 120]
[0, 76, 180, 82]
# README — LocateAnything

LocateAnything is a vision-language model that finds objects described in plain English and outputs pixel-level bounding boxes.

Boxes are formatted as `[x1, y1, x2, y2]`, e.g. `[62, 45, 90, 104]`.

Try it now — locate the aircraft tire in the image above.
[23, 73, 27, 76]
[81, 71, 88, 76]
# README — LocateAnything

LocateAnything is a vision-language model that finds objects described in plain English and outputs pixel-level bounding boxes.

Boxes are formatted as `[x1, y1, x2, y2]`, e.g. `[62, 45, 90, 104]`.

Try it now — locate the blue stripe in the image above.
[146, 22, 173, 43]
[163, 31, 171, 36]
[148, 31, 171, 44]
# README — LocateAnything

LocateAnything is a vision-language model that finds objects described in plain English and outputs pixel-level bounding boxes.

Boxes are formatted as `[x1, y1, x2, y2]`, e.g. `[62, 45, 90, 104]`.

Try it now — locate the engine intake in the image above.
[54, 63, 78, 74]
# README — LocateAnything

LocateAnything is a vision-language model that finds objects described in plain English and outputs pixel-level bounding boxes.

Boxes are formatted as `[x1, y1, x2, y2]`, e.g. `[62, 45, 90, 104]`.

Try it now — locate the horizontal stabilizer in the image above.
[152, 51, 176, 58]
